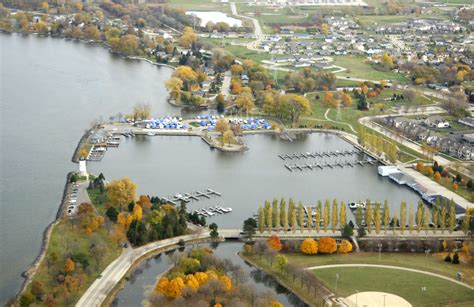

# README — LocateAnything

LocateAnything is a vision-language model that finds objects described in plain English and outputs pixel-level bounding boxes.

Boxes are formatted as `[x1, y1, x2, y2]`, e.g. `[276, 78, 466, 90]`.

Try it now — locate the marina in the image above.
[194, 205, 233, 217]
[278, 149, 360, 160]
[284, 159, 376, 172]
[160, 188, 222, 205]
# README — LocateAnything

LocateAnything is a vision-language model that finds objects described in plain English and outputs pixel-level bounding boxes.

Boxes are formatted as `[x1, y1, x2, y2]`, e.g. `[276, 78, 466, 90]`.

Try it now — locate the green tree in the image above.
[375, 202, 381, 234]
[408, 205, 414, 233]
[341, 223, 354, 238]
[383, 200, 390, 233]
[243, 218, 257, 241]
[265, 201, 272, 232]
[400, 202, 406, 234]
[448, 200, 456, 233]
[281, 199, 288, 233]
[289, 198, 297, 233]
[423, 206, 430, 234]
[316, 201, 322, 233]
[274, 199, 280, 231]
[275, 254, 288, 273]
[355, 206, 363, 227]
[323, 200, 330, 232]
[366, 200, 373, 233]
[340, 202, 347, 226]
[298, 202, 305, 233]
[462, 212, 471, 234]
[392, 209, 398, 233]
[440, 201, 447, 233]
[331, 199, 338, 233]
[307, 206, 313, 231]
[416, 202, 423, 233]
[258, 207, 264, 234]
[432, 199, 440, 233]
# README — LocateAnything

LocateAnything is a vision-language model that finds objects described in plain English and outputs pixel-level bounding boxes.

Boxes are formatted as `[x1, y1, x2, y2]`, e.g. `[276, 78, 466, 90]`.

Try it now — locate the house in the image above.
[458, 117, 474, 128]
[425, 115, 449, 128]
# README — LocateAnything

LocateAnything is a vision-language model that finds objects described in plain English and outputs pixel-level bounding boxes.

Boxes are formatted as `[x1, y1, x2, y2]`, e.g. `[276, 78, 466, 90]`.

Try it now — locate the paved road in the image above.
[77, 232, 210, 307]
[221, 70, 232, 99]
[306, 264, 474, 290]
[230, 2, 264, 51]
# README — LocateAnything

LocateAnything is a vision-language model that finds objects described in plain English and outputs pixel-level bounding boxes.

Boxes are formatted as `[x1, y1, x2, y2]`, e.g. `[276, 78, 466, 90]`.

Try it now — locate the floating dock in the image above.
[161, 188, 222, 205]
[278, 149, 360, 160]
[284, 159, 376, 172]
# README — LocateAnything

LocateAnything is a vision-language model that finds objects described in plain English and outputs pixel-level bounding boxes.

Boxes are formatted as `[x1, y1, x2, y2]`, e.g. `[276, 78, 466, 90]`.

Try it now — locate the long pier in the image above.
[278, 149, 360, 160]
[161, 188, 221, 205]
[284, 159, 376, 172]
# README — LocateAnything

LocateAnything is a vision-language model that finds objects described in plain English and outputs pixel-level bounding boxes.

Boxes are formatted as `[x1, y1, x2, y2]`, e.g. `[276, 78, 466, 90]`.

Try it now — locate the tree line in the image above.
[358, 125, 398, 163]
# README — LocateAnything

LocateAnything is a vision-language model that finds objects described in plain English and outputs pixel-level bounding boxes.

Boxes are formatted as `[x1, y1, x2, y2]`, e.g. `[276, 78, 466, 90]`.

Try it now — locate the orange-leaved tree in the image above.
[300, 238, 318, 255]
[64, 258, 75, 274]
[267, 235, 283, 251]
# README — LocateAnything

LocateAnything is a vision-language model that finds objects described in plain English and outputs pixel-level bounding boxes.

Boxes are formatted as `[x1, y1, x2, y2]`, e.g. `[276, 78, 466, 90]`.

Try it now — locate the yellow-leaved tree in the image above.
[339, 240, 353, 254]
[107, 177, 137, 211]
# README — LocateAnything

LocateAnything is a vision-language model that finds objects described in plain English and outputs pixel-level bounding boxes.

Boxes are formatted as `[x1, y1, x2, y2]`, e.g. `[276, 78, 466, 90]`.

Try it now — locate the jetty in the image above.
[284, 159, 376, 172]
[278, 149, 359, 160]
[161, 188, 221, 205]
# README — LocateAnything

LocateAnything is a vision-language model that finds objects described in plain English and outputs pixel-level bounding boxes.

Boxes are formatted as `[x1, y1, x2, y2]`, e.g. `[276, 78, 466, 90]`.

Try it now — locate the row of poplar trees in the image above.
[258, 198, 469, 234]
[358, 125, 398, 163]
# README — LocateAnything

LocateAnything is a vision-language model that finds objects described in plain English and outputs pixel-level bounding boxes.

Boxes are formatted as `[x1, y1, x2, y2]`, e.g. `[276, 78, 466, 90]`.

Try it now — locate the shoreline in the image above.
[13, 172, 73, 304]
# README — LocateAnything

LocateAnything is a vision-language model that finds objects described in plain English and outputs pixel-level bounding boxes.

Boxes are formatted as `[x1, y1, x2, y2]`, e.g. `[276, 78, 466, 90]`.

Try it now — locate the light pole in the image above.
[377, 243, 382, 263]
[335, 273, 339, 296]
[355, 290, 359, 307]
[425, 249, 431, 268]
[383, 294, 387, 307]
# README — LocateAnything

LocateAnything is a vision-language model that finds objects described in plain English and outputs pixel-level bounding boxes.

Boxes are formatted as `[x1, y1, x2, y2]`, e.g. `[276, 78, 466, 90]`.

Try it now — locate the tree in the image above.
[331, 199, 338, 233]
[118, 34, 139, 56]
[408, 205, 414, 233]
[235, 94, 255, 113]
[319, 237, 337, 254]
[341, 224, 353, 238]
[358, 225, 366, 237]
[307, 206, 313, 231]
[281, 199, 288, 233]
[258, 207, 264, 233]
[339, 240, 352, 254]
[64, 258, 75, 274]
[210, 223, 219, 238]
[366, 201, 373, 233]
[316, 202, 322, 233]
[243, 218, 257, 241]
[381, 51, 394, 69]
[441, 202, 447, 233]
[166, 77, 184, 102]
[448, 201, 456, 233]
[273, 199, 280, 231]
[340, 202, 347, 226]
[132, 204, 143, 221]
[107, 177, 137, 211]
[178, 27, 197, 47]
[383, 201, 390, 233]
[416, 202, 423, 233]
[400, 202, 406, 234]
[298, 202, 305, 233]
[222, 129, 234, 146]
[423, 206, 430, 234]
[341, 92, 352, 107]
[275, 254, 288, 273]
[31, 280, 44, 300]
[290, 199, 297, 233]
[462, 212, 471, 234]
[267, 235, 283, 251]
[41, 2, 49, 13]
[452, 252, 460, 264]
[323, 200, 330, 232]
[215, 118, 230, 135]
[372, 202, 380, 234]
[300, 238, 318, 254]
[265, 201, 273, 232]
[392, 209, 398, 233]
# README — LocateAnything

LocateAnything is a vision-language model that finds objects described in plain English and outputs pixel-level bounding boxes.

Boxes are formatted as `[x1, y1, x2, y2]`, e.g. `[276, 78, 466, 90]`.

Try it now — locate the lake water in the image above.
[0, 33, 422, 305]
[0, 33, 174, 303]
[186, 11, 243, 27]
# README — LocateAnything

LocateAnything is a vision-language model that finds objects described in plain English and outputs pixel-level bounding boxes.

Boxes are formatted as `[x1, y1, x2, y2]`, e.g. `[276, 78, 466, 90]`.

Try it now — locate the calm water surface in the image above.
[0, 33, 175, 303]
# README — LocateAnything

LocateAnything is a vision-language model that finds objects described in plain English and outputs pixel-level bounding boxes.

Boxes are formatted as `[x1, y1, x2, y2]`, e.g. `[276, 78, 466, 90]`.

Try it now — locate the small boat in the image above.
[147, 132, 156, 136]
[349, 202, 366, 210]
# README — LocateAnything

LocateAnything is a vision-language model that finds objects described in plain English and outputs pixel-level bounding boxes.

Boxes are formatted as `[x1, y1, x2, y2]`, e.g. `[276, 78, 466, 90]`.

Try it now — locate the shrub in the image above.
[339, 240, 353, 254]
[300, 238, 318, 255]
[267, 235, 283, 251]
[319, 237, 337, 254]
[444, 253, 452, 262]
[452, 252, 460, 264]
[341, 224, 354, 238]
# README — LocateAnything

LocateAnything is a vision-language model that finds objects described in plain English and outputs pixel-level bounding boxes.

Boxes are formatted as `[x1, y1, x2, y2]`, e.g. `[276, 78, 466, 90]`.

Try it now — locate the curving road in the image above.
[77, 231, 210, 307]
[306, 264, 474, 290]
[230, 2, 264, 51]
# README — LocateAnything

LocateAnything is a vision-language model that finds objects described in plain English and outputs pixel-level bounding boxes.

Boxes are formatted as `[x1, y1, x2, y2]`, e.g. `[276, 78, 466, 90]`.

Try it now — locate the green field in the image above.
[332, 55, 409, 83]
[223, 45, 272, 63]
[314, 267, 474, 306]
[165, 0, 231, 13]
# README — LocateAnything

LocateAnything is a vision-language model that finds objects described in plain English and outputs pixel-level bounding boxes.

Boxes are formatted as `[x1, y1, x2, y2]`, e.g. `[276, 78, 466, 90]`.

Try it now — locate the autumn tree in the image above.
[416, 202, 423, 233]
[107, 177, 137, 211]
[265, 201, 273, 232]
[375, 202, 381, 234]
[383, 200, 390, 233]
[448, 201, 456, 233]
[323, 200, 330, 232]
[258, 207, 264, 233]
[300, 238, 318, 254]
[319, 237, 337, 254]
[331, 199, 338, 233]
[267, 235, 283, 251]
[316, 202, 322, 233]
[64, 258, 75, 274]
[307, 206, 313, 231]
[408, 205, 414, 233]
[166, 77, 184, 102]
[178, 26, 197, 47]
[341, 92, 352, 107]
[281, 198, 288, 233]
[275, 254, 288, 273]
[173, 66, 199, 92]
[381, 51, 394, 69]
[132, 103, 151, 120]
[339, 240, 352, 254]
[366, 201, 373, 233]
[400, 202, 406, 234]
[440, 202, 447, 233]
[298, 202, 305, 233]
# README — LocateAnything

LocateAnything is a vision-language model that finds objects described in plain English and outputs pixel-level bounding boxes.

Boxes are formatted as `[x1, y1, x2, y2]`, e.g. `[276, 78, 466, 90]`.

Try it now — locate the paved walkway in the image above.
[306, 264, 474, 290]
[77, 232, 210, 307]
[324, 108, 357, 133]
[230, 2, 264, 51]
[221, 70, 232, 99]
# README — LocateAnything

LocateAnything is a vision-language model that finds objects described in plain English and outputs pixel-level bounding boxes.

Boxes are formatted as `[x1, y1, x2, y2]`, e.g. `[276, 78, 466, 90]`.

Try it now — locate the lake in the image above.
[0, 33, 175, 303]
[0, 33, 421, 305]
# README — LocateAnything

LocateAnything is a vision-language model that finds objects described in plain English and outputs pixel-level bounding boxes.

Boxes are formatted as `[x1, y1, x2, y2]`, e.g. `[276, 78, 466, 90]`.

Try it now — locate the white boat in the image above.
[349, 202, 366, 209]
[147, 132, 156, 136]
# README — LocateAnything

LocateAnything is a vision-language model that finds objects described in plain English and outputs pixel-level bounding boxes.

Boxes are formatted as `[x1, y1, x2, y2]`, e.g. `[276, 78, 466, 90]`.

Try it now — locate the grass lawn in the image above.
[224, 45, 272, 63]
[332, 55, 409, 83]
[314, 267, 474, 306]
[165, 0, 231, 13]
[284, 252, 474, 286]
